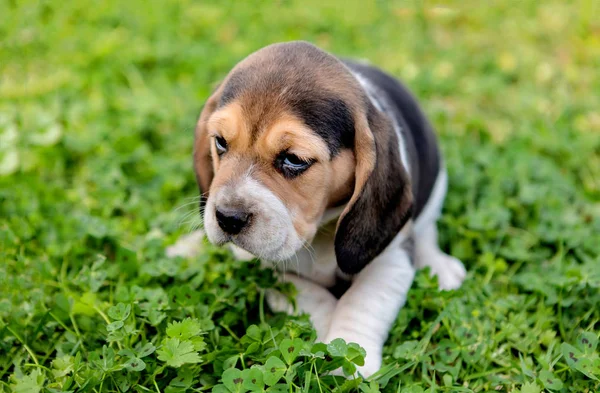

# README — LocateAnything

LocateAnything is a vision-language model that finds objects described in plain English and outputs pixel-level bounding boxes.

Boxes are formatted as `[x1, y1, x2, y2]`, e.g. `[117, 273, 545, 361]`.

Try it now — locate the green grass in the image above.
[1, 1, 600, 392]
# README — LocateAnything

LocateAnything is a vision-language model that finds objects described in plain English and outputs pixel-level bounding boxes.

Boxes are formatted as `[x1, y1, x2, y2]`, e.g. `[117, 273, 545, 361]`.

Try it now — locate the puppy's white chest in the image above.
[278, 221, 339, 287]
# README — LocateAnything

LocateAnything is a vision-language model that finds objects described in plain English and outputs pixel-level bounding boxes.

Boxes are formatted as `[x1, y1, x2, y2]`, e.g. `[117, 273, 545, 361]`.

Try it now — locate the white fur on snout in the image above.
[204, 175, 303, 261]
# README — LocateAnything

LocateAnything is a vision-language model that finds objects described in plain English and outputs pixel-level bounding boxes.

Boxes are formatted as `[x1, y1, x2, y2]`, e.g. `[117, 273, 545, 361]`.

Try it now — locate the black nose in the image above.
[215, 208, 251, 235]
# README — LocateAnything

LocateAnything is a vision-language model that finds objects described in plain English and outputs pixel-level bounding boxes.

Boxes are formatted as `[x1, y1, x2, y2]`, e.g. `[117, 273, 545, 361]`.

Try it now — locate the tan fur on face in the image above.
[258, 115, 330, 162]
[206, 102, 252, 155]
[194, 85, 222, 194]
[337, 114, 375, 226]
[254, 115, 335, 239]
[328, 150, 356, 207]
[207, 108, 354, 242]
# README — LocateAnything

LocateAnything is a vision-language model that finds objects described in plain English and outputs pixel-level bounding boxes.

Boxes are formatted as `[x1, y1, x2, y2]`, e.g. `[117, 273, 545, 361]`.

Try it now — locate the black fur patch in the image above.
[328, 275, 352, 299]
[343, 60, 441, 218]
[334, 101, 414, 275]
[199, 194, 207, 218]
[219, 72, 245, 107]
[287, 95, 354, 155]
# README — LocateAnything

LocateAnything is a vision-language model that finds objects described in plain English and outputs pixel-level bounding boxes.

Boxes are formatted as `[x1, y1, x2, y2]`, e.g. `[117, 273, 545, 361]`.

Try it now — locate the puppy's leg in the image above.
[414, 224, 466, 290]
[324, 241, 415, 377]
[166, 230, 205, 258]
[412, 169, 466, 290]
[267, 274, 337, 339]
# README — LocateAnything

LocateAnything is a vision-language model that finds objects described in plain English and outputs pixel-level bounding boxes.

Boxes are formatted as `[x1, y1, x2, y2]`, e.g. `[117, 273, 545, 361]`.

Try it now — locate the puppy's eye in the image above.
[275, 152, 314, 178]
[283, 154, 307, 169]
[214, 136, 228, 155]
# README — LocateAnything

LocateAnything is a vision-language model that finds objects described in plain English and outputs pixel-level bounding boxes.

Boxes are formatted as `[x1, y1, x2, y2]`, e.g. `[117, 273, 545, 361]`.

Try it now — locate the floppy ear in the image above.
[334, 104, 414, 274]
[193, 84, 222, 212]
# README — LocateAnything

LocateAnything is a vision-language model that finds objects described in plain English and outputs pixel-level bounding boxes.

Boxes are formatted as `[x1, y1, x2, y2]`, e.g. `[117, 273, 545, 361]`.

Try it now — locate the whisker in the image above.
[177, 192, 208, 203]
[188, 219, 204, 233]
[301, 241, 316, 266]
[174, 203, 206, 217]
[174, 200, 204, 212]
[181, 212, 201, 224]
[182, 195, 204, 201]
[294, 251, 300, 276]
[177, 209, 199, 225]
[188, 223, 202, 233]
[318, 226, 335, 235]
[280, 259, 287, 281]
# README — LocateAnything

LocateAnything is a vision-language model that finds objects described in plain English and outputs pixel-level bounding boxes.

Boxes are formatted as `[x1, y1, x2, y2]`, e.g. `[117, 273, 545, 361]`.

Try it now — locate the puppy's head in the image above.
[195, 42, 412, 273]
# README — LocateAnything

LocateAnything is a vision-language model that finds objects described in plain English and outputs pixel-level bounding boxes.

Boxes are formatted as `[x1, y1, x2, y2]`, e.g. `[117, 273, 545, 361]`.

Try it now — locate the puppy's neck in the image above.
[319, 205, 346, 226]
[273, 219, 338, 287]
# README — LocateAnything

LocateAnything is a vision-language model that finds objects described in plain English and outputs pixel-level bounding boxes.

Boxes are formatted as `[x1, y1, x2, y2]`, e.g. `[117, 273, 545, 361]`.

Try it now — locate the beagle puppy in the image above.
[168, 41, 466, 376]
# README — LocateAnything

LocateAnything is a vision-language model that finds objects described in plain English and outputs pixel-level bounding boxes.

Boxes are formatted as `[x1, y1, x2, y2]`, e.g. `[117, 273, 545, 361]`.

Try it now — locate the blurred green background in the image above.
[1, 1, 599, 392]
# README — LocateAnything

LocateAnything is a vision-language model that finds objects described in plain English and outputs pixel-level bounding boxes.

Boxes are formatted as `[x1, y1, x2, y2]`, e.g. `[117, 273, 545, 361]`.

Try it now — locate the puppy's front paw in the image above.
[266, 289, 296, 315]
[166, 230, 205, 258]
[266, 276, 337, 340]
[434, 254, 466, 290]
[228, 244, 255, 261]
[354, 347, 382, 378]
[323, 333, 382, 378]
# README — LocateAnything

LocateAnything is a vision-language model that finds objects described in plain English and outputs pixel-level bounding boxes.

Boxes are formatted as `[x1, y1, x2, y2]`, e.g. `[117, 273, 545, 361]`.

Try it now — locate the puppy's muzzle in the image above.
[215, 207, 251, 235]
[204, 176, 302, 261]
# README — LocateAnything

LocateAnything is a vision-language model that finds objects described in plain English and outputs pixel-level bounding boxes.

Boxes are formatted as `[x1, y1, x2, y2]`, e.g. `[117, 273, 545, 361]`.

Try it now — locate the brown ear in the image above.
[193, 85, 222, 211]
[334, 104, 413, 274]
